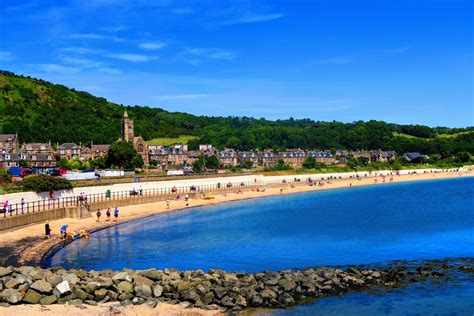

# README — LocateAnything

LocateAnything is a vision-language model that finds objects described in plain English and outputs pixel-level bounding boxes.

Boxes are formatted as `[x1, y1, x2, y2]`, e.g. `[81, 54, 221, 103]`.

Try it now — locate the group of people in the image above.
[44, 222, 90, 240]
[96, 207, 120, 222]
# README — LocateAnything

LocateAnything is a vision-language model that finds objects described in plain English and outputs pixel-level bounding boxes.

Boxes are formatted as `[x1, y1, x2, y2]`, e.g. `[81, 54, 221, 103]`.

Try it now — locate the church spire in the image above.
[123, 111, 129, 118]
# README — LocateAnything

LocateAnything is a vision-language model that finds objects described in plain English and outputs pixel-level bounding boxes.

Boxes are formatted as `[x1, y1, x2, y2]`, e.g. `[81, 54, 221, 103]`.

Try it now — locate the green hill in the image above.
[0, 70, 472, 155]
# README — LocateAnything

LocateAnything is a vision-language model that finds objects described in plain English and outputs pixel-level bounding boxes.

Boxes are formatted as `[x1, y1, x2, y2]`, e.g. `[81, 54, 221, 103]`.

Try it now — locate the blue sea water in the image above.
[44, 177, 474, 315]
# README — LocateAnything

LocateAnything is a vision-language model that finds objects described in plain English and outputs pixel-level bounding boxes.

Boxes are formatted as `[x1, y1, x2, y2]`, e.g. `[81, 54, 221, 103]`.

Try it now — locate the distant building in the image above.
[0, 134, 19, 154]
[121, 111, 148, 164]
[218, 149, 237, 168]
[91, 144, 110, 159]
[237, 151, 258, 167]
[0, 152, 56, 169]
[58, 143, 81, 160]
[308, 150, 335, 164]
[404, 152, 428, 163]
[199, 144, 213, 151]
[280, 149, 306, 168]
[259, 150, 279, 168]
[21, 142, 54, 155]
[370, 149, 396, 163]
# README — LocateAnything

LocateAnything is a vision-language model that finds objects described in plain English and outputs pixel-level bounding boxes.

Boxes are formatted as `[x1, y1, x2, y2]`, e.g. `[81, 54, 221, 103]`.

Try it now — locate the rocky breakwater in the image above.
[0, 261, 472, 312]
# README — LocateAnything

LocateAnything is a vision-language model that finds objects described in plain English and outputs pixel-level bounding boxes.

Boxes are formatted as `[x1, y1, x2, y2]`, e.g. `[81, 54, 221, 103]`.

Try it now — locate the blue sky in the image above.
[0, 0, 472, 127]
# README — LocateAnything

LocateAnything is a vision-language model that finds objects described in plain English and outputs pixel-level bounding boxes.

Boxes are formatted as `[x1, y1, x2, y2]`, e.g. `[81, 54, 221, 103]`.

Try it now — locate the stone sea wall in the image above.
[0, 260, 472, 312]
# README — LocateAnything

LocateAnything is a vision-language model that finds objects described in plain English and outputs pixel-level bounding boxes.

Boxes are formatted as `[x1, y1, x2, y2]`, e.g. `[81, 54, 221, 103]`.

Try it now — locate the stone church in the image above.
[122, 111, 149, 164]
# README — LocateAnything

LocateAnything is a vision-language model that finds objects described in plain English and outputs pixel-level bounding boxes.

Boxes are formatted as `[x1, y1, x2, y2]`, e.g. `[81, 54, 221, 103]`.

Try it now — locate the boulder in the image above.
[135, 284, 152, 299]
[22, 289, 42, 304]
[0, 267, 13, 277]
[72, 287, 88, 300]
[178, 301, 192, 309]
[30, 280, 53, 294]
[46, 274, 63, 288]
[117, 281, 133, 293]
[62, 274, 80, 285]
[0, 289, 22, 304]
[85, 282, 101, 293]
[112, 272, 132, 283]
[40, 295, 57, 305]
[213, 286, 227, 299]
[140, 270, 162, 281]
[94, 288, 108, 301]
[134, 275, 154, 287]
[153, 285, 163, 298]
[53, 281, 71, 296]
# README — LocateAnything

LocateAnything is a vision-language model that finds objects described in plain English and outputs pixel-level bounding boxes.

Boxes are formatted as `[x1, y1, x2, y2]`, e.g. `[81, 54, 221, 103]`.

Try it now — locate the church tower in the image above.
[122, 111, 134, 142]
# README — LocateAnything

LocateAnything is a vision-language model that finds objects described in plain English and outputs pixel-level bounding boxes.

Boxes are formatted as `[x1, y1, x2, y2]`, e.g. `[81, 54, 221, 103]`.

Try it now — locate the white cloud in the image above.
[223, 13, 284, 25]
[154, 94, 211, 100]
[60, 47, 104, 55]
[182, 48, 235, 64]
[139, 41, 167, 50]
[98, 26, 127, 32]
[0, 51, 14, 62]
[318, 57, 353, 65]
[68, 33, 124, 41]
[37, 64, 81, 74]
[105, 53, 157, 62]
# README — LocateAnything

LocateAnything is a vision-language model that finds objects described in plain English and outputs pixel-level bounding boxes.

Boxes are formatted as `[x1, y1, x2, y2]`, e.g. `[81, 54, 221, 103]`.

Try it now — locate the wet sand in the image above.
[0, 170, 472, 315]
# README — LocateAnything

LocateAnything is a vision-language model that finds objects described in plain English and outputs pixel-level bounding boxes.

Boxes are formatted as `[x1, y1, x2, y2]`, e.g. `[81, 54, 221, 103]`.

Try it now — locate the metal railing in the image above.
[1, 177, 314, 218]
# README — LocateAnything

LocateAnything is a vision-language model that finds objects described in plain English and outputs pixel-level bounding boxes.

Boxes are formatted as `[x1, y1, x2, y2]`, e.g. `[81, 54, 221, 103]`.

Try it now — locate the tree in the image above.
[21, 175, 73, 193]
[57, 158, 69, 169]
[206, 155, 220, 169]
[106, 141, 142, 169]
[456, 151, 471, 163]
[18, 160, 28, 167]
[302, 157, 316, 169]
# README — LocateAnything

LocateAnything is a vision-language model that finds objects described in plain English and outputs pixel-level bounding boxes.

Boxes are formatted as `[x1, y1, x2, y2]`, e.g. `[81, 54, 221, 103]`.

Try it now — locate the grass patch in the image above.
[438, 131, 473, 138]
[146, 135, 198, 146]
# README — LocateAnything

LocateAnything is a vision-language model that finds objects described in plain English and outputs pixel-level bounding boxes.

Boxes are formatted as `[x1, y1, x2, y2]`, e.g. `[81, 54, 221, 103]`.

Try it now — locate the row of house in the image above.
[0, 113, 399, 171]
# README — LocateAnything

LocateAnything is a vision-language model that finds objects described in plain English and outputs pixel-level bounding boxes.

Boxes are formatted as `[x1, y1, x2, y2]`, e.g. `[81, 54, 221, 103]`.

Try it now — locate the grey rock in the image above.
[62, 274, 80, 285]
[118, 292, 134, 301]
[221, 295, 235, 308]
[0, 267, 13, 277]
[85, 282, 101, 293]
[30, 280, 53, 293]
[213, 286, 227, 299]
[140, 270, 162, 281]
[135, 284, 152, 298]
[0, 289, 22, 304]
[132, 297, 146, 305]
[145, 299, 158, 309]
[117, 281, 133, 293]
[178, 301, 192, 309]
[46, 274, 63, 288]
[153, 285, 163, 297]
[40, 295, 58, 305]
[112, 272, 132, 283]
[67, 299, 83, 306]
[72, 287, 88, 300]
[22, 289, 42, 304]
[260, 289, 278, 300]
[84, 300, 98, 306]
[94, 288, 108, 301]
[133, 275, 154, 287]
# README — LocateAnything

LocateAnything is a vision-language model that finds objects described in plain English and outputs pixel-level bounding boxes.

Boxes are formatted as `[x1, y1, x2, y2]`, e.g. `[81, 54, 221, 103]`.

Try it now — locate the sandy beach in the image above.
[0, 169, 472, 315]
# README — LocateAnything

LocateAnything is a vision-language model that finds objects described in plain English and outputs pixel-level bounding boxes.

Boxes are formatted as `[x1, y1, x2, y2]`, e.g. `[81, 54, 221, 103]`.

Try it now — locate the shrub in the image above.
[20, 175, 73, 193]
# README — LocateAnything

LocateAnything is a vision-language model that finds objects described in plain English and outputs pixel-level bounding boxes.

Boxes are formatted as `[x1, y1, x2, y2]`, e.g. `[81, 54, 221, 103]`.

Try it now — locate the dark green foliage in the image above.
[193, 154, 220, 172]
[240, 160, 254, 169]
[0, 71, 472, 155]
[264, 159, 292, 171]
[20, 174, 72, 193]
[106, 141, 142, 169]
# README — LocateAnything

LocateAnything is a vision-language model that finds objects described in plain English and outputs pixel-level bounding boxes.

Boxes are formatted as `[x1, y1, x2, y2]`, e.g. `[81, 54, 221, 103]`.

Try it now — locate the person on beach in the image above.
[106, 208, 111, 221]
[45, 221, 52, 238]
[96, 209, 101, 222]
[60, 224, 68, 239]
[114, 207, 119, 222]
[185, 193, 189, 202]
[21, 198, 25, 214]
[166, 199, 170, 209]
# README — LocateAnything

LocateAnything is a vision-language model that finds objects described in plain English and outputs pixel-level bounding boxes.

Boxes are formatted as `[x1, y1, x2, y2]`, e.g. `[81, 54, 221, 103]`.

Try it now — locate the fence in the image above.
[1, 177, 320, 219]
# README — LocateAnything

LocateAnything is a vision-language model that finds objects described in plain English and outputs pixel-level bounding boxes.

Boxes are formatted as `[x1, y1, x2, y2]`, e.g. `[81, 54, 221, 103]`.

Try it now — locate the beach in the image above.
[0, 170, 472, 315]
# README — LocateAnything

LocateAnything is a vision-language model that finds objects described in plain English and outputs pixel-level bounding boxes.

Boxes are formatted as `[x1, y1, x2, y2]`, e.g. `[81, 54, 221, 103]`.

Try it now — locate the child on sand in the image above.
[106, 208, 111, 221]
[96, 209, 101, 222]
[166, 199, 170, 208]
[113, 207, 119, 222]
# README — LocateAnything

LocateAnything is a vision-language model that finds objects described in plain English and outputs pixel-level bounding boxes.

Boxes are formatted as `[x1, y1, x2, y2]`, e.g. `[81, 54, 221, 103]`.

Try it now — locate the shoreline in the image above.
[0, 171, 472, 315]
[0, 170, 472, 269]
